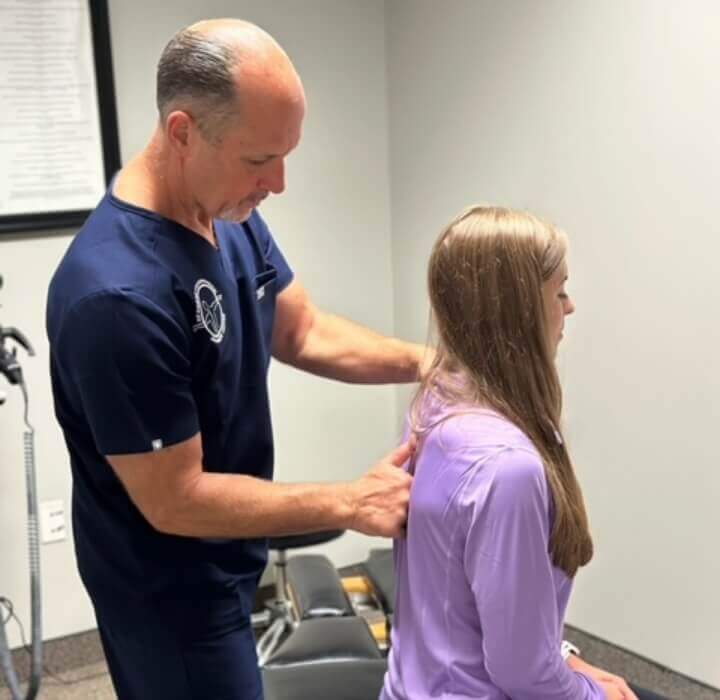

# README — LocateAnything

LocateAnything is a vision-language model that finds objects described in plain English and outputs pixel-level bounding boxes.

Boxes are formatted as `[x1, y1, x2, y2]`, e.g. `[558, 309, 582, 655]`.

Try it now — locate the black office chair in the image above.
[252, 529, 345, 665]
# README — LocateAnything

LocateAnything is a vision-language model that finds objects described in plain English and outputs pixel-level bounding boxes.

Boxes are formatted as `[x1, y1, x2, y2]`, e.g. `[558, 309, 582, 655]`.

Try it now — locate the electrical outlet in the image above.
[39, 499, 66, 543]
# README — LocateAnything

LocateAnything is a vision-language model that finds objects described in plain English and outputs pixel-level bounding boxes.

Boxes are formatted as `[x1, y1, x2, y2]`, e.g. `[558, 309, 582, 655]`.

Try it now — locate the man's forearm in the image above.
[110, 433, 413, 541]
[290, 311, 427, 384]
[154, 471, 354, 539]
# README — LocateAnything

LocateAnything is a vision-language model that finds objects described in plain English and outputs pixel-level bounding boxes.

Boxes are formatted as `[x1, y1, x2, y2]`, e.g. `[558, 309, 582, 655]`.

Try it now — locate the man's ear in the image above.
[165, 110, 194, 152]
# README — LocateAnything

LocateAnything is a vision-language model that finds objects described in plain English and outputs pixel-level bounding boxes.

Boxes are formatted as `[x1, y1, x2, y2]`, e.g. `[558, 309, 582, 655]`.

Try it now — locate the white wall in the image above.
[386, 0, 720, 688]
[0, 232, 85, 644]
[0, 0, 397, 647]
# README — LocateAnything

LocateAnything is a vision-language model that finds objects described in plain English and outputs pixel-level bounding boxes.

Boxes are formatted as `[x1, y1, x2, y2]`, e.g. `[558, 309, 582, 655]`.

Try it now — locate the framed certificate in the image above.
[0, 0, 121, 235]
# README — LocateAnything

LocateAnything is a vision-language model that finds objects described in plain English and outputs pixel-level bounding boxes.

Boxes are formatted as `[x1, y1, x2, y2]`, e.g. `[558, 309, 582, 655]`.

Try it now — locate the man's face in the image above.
[184, 87, 305, 223]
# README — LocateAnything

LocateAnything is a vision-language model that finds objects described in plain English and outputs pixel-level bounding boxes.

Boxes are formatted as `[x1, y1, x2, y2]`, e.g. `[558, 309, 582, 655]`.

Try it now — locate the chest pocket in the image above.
[235, 221, 279, 387]
[253, 266, 278, 348]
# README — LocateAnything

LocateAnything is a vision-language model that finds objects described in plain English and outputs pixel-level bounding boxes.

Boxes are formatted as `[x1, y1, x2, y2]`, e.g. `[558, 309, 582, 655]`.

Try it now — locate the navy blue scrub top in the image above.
[46, 190, 293, 612]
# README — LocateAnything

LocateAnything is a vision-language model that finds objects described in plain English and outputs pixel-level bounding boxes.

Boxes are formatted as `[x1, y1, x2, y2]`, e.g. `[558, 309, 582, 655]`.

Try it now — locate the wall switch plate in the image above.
[39, 499, 66, 543]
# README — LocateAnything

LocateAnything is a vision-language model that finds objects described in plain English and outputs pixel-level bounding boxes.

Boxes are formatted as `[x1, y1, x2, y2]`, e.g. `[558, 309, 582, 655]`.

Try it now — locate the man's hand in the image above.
[568, 654, 639, 700]
[345, 441, 414, 537]
[417, 346, 437, 382]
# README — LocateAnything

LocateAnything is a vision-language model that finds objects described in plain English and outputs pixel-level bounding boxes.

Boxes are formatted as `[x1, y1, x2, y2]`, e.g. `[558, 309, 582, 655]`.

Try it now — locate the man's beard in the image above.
[217, 202, 254, 223]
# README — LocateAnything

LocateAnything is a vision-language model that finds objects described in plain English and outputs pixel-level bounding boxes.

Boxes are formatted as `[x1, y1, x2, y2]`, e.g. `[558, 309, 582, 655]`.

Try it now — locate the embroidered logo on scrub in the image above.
[192, 279, 226, 344]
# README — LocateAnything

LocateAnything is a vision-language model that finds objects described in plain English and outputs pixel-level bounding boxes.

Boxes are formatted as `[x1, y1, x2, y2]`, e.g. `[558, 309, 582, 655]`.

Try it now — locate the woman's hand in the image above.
[598, 680, 627, 700]
[567, 654, 639, 699]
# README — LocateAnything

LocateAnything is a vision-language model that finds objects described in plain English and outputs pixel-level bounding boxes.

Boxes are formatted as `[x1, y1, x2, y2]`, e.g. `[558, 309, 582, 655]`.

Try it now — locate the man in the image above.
[47, 19, 425, 700]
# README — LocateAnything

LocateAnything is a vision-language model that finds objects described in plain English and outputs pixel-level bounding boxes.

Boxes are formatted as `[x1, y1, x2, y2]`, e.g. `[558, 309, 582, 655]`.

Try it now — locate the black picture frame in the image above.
[0, 0, 121, 236]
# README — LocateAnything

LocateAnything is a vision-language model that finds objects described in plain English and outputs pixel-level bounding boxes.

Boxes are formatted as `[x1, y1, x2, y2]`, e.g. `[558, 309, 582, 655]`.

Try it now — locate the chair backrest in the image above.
[267, 529, 345, 551]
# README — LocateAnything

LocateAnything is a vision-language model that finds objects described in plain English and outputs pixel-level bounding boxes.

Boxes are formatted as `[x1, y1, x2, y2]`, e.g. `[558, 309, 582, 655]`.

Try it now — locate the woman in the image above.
[381, 206, 667, 700]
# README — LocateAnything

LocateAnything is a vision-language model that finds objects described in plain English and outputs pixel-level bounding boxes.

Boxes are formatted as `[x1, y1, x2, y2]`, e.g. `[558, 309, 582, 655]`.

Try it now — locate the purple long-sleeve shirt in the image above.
[381, 400, 604, 700]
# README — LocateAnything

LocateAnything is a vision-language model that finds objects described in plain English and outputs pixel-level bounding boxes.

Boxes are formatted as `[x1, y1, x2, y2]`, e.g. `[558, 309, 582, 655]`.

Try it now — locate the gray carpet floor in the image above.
[564, 626, 719, 700]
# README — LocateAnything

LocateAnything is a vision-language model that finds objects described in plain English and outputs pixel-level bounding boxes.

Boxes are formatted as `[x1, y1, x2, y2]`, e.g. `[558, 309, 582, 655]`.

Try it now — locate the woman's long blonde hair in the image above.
[413, 205, 593, 577]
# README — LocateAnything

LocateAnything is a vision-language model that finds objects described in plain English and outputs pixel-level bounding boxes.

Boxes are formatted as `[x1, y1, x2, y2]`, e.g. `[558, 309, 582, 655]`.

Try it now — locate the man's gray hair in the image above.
[156, 28, 241, 140]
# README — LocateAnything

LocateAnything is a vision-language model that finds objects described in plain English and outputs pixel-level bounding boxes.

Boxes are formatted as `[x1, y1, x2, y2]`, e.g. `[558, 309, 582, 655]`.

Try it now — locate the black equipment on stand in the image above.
[0, 274, 42, 700]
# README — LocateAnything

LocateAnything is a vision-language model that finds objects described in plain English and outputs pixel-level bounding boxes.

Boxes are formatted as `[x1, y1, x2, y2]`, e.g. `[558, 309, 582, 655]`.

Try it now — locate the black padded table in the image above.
[263, 658, 387, 700]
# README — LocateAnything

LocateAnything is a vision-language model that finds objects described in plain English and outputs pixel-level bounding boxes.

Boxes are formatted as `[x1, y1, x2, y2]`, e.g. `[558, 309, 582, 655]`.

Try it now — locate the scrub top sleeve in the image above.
[249, 210, 294, 291]
[460, 447, 604, 700]
[59, 290, 199, 456]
